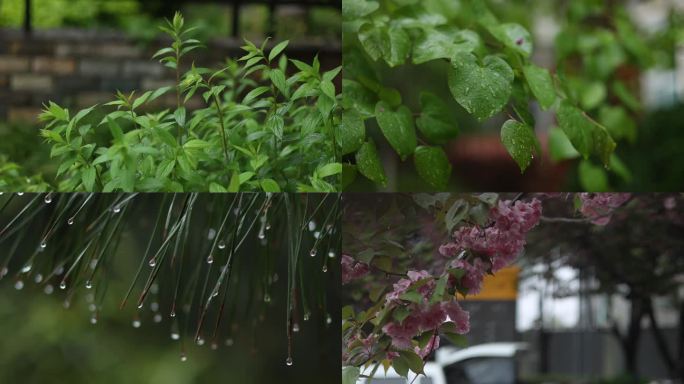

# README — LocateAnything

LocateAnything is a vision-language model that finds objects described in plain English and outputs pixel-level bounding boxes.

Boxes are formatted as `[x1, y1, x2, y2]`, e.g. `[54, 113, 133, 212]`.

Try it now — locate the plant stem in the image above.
[212, 95, 229, 162]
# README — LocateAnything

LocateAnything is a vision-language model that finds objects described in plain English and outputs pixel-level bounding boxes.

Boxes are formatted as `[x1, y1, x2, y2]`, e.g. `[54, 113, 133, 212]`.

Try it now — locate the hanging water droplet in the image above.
[0, 267, 7, 278]
[85, 280, 92, 289]
[211, 342, 218, 350]
[132, 319, 141, 328]
[21, 264, 31, 273]
[225, 338, 234, 346]
[180, 353, 188, 362]
[55, 266, 64, 275]
[44, 284, 54, 295]
[16, 192, 24, 196]
[258, 230, 265, 240]
[85, 293, 94, 303]
[265, 223, 271, 230]
[67, 217, 74, 225]
[150, 302, 159, 312]
[196, 336, 205, 346]
[322, 265, 328, 273]
[63, 300, 71, 308]
[328, 250, 335, 258]
[88, 303, 96, 312]
[148, 258, 156, 267]
[112, 205, 121, 213]
[303, 312, 310, 321]
[326, 314, 332, 325]
[171, 332, 180, 340]
[44, 194, 52, 204]
[90, 259, 98, 270]
[314, 231, 322, 239]
[207, 228, 216, 240]
[285, 357, 293, 366]
[137, 302, 144, 309]
[293, 323, 300, 332]
[34, 274, 43, 283]
[14, 280, 24, 290]
[150, 283, 159, 294]
[217, 240, 226, 250]
[154, 314, 162, 323]
[170, 310, 176, 318]
[272, 273, 279, 282]
[90, 313, 98, 325]
[309, 248, 317, 257]
[263, 293, 271, 303]
[59, 281, 67, 290]
[206, 254, 214, 264]
[308, 220, 316, 231]
[40, 241, 47, 249]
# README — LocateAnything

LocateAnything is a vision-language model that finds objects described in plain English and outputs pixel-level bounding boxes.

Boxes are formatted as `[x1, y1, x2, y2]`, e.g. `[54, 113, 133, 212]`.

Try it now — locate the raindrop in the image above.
[170, 310, 176, 318]
[90, 313, 98, 325]
[258, 230, 265, 240]
[16, 192, 24, 196]
[44, 284, 54, 295]
[67, 217, 75, 225]
[211, 342, 218, 350]
[196, 337, 205, 346]
[88, 303, 96, 312]
[153, 314, 162, 323]
[309, 248, 317, 257]
[85, 280, 92, 289]
[148, 258, 156, 267]
[322, 265, 328, 273]
[206, 254, 214, 264]
[314, 231, 321, 239]
[21, 264, 31, 273]
[55, 266, 64, 275]
[90, 259, 98, 270]
[137, 302, 144, 309]
[207, 228, 216, 240]
[112, 205, 121, 213]
[59, 281, 67, 290]
[44, 195, 52, 204]
[293, 323, 300, 333]
[285, 357, 293, 366]
[150, 283, 159, 294]
[303, 312, 311, 322]
[225, 338, 234, 346]
[150, 302, 159, 312]
[328, 250, 335, 258]
[326, 314, 332, 325]
[14, 280, 24, 290]
[263, 293, 271, 303]
[63, 300, 71, 309]
[171, 332, 180, 340]
[217, 240, 226, 250]
[132, 319, 141, 328]
[308, 221, 316, 231]
[34, 274, 43, 283]
[85, 293, 94, 303]
[180, 353, 188, 362]
[265, 223, 271, 230]
[40, 241, 47, 249]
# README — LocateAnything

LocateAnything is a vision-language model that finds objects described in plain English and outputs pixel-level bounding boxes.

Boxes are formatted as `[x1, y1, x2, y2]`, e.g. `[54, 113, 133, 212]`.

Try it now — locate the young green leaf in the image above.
[413, 146, 452, 189]
[500, 119, 540, 172]
[355, 140, 387, 186]
[416, 92, 458, 144]
[268, 40, 289, 62]
[337, 110, 366, 155]
[523, 65, 556, 110]
[375, 101, 417, 160]
[557, 101, 616, 166]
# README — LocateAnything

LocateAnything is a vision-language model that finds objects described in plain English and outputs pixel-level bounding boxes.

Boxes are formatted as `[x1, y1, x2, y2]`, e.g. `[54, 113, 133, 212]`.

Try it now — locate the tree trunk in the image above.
[645, 298, 676, 377]
[619, 297, 645, 378]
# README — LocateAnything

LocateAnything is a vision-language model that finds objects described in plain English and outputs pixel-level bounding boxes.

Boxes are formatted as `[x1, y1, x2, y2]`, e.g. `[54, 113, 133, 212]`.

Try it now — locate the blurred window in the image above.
[443, 357, 514, 384]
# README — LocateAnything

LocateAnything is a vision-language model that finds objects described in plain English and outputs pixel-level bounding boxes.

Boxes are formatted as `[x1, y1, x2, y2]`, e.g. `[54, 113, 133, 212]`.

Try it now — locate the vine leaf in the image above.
[488, 23, 533, 57]
[412, 28, 480, 65]
[375, 101, 417, 160]
[523, 64, 556, 110]
[342, 366, 360, 384]
[556, 101, 616, 166]
[448, 53, 513, 120]
[355, 140, 387, 186]
[337, 110, 366, 155]
[413, 146, 452, 189]
[500, 119, 540, 173]
[416, 92, 458, 144]
[358, 22, 410, 67]
[342, 0, 379, 20]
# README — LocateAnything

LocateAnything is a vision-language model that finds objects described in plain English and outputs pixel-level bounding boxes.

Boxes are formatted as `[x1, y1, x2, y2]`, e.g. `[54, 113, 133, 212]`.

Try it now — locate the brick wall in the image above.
[0, 29, 341, 124]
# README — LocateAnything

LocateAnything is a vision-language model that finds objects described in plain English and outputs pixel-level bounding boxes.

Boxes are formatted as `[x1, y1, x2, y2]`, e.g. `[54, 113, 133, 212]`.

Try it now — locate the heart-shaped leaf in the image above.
[413, 146, 452, 188]
[448, 53, 513, 120]
[375, 101, 417, 160]
[416, 92, 458, 144]
[557, 101, 616, 166]
[337, 110, 366, 155]
[355, 139, 387, 186]
[500, 119, 540, 172]
[523, 64, 556, 110]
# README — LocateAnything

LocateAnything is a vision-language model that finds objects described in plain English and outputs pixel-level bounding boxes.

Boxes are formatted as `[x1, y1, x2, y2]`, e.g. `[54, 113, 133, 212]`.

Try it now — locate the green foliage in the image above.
[37, 13, 340, 192]
[341, 0, 673, 190]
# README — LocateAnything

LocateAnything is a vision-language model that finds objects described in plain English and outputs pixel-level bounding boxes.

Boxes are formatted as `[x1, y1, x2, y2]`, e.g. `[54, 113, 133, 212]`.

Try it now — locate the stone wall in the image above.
[0, 29, 341, 124]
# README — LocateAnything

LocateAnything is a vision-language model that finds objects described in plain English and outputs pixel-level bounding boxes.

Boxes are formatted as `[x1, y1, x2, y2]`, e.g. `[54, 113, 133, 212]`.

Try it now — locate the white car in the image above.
[357, 342, 527, 384]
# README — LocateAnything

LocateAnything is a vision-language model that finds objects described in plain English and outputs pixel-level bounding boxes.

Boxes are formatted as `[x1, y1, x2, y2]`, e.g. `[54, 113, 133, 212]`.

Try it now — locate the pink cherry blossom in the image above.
[579, 193, 631, 225]
[341, 254, 370, 285]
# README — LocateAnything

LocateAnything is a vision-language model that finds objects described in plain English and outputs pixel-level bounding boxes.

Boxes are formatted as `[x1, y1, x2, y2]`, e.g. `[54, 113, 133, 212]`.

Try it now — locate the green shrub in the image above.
[38, 13, 341, 192]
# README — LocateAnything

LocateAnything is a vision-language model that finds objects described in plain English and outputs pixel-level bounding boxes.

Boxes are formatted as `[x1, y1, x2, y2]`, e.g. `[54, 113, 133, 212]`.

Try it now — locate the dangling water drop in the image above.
[14, 280, 24, 290]
[55, 266, 64, 275]
[322, 265, 328, 273]
[90, 313, 98, 325]
[308, 220, 316, 231]
[293, 323, 300, 332]
[309, 248, 317, 257]
[67, 217, 74, 225]
[326, 314, 332, 325]
[217, 240, 226, 250]
[328, 250, 335, 258]
[40, 241, 47, 249]
[265, 223, 271, 230]
[16, 192, 24, 196]
[303, 312, 310, 321]
[21, 264, 31, 273]
[44, 194, 52, 204]
[170, 310, 176, 318]
[180, 353, 188, 362]
[150, 302, 159, 312]
[59, 281, 67, 290]
[171, 332, 180, 340]
[112, 205, 121, 213]
[34, 274, 43, 283]
[285, 357, 293, 366]
[154, 314, 162, 323]
[44, 284, 54, 295]
[148, 258, 156, 267]
[137, 302, 144, 309]
[196, 337, 205, 346]
[225, 338, 234, 346]
[211, 342, 218, 350]
[263, 293, 271, 303]
[206, 254, 214, 264]
[132, 319, 141, 328]
[85, 280, 92, 289]
[258, 230, 265, 240]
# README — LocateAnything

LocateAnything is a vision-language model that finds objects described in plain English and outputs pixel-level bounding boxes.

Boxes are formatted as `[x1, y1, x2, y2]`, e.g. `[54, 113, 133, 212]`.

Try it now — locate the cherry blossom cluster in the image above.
[439, 198, 542, 272]
[341, 254, 370, 285]
[381, 271, 469, 356]
[579, 193, 631, 225]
